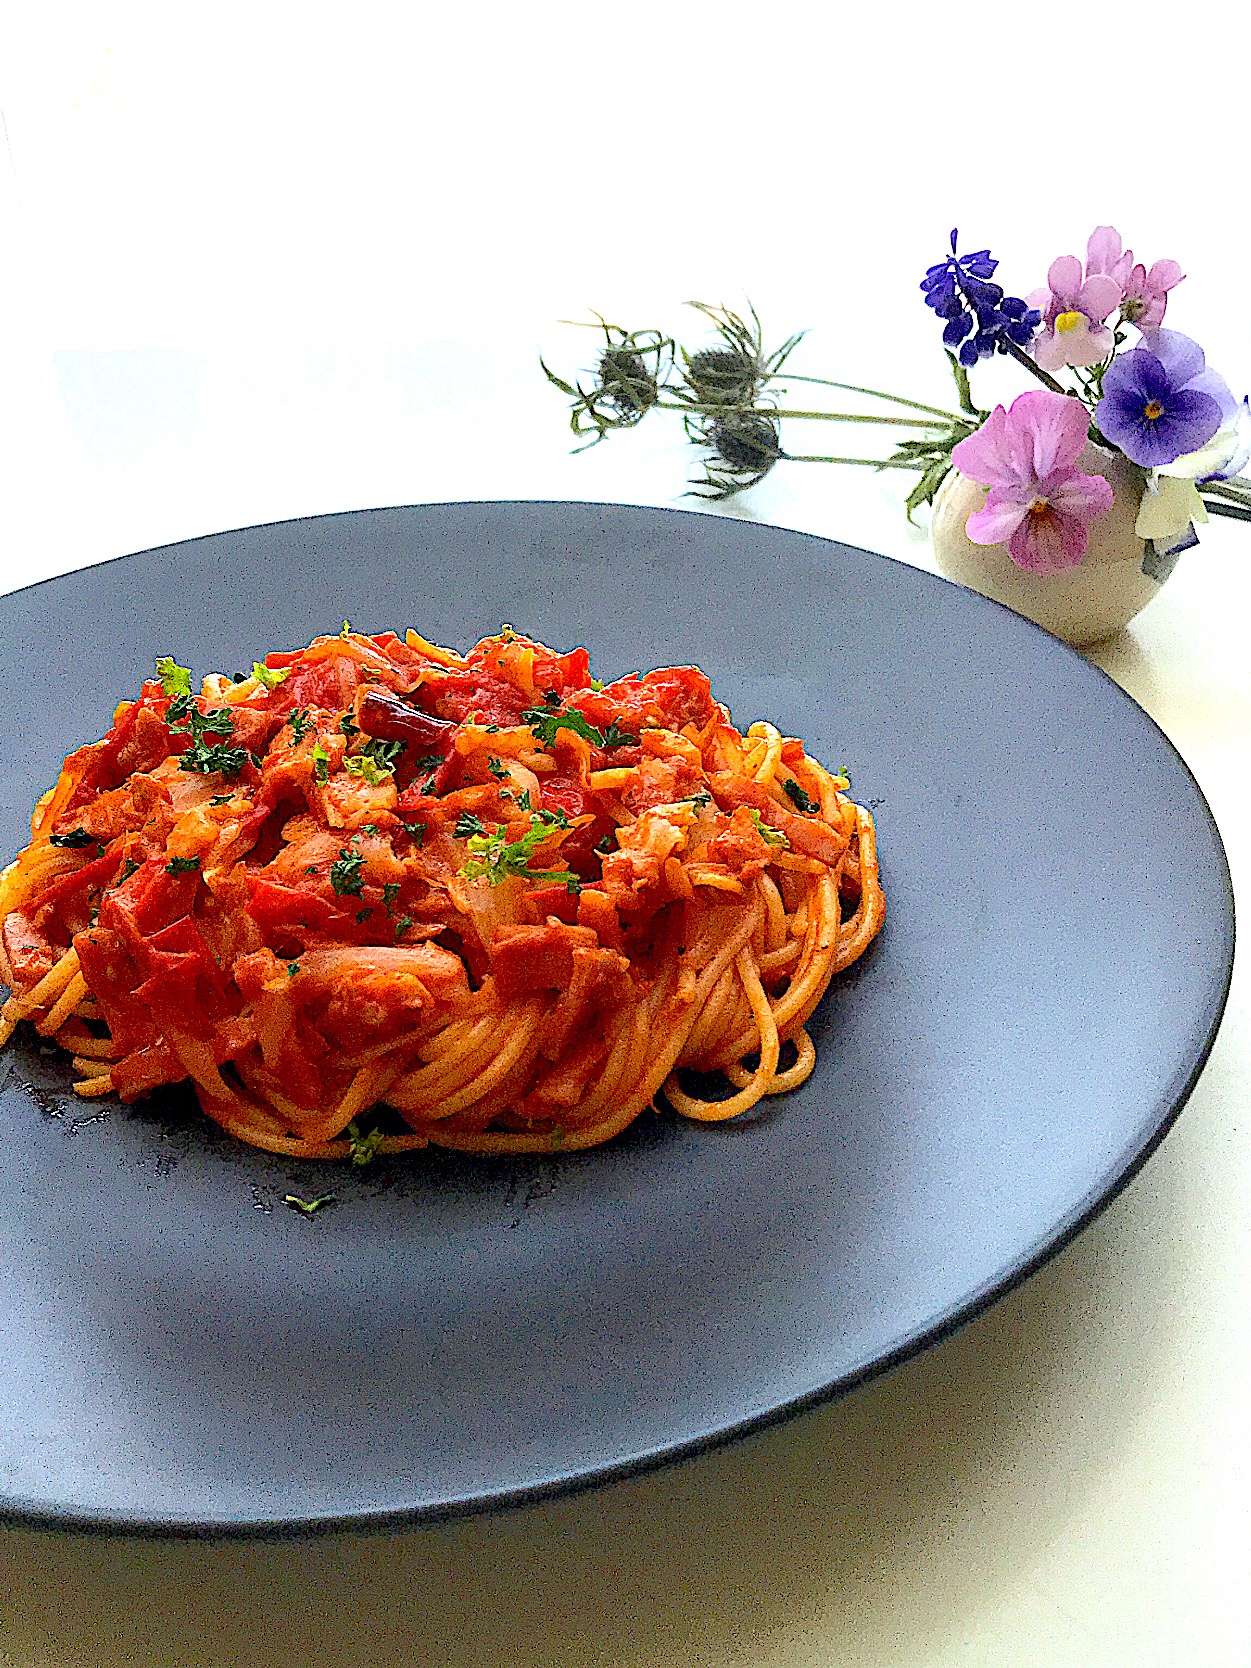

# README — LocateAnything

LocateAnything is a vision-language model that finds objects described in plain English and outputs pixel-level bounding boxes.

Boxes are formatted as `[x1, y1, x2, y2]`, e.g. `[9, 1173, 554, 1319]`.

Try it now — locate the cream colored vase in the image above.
[930, 445, 1163, 647]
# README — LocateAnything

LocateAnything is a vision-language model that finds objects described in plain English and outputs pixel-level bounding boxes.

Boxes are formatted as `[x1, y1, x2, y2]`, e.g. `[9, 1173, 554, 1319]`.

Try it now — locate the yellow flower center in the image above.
[1029, 497, 1050, 517]
[1054, 310, 1085, 334]
[1144, 400, 1164, 421]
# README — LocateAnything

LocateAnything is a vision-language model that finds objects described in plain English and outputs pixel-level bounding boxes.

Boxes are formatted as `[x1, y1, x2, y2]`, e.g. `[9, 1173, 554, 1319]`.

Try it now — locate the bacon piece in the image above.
[576, 888, 626, 955]
[2, 909, 56, 985]
[706, 805, 774, 876]
[488, 923, 634, 1059]
[707, 772, 848, 867]
[489, 921, 627, 998]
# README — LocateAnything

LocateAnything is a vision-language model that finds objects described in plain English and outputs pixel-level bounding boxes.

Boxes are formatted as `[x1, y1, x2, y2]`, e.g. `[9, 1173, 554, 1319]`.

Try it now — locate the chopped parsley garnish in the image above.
[311, 740, 331, 783]
[168, 699, 248, 779]
[119, 857, 141, 882]
[534, 805, 571, 829]
[835, 765, 853, 786]
[169, 704, 233, 738]
[515, 788, 532, 811]
[164, 855, 201, 876]
[486, 756, 507, 779]
[381, 882, 401, 915]
[344, 753, 391, 786]
[361, 736, 405, 770]
[594, 832, 614, 855]
[600, 722, 638, 749]
[155, 656, 192, 698]
[542, 690, 561, 706]
[589, 676, 605, 691]
[454, 812, 489, 840]
[339, 712, 359, 738]
[252, 661, 290, 690]
[209, 794, 234, 806]
[460, 815, 581, 892]
[164, 692, 197, 726]
[250, 751, 265, 769]
[179, 742, 251, 779]
[346, 1121, 384, 1166]
[401, 821, 427, 844]
[520, 703, 605, 748]
[783, 778, 819, 815]
[288, 709, 314, 744]
[355, 907, 373, 924]
[394, 913, 412, 939]
[748, 808, 789, 850]
[412, 753, 444, 772]
[50, 829, 95, 848]
[329, 849, 366, 897]
[283, 1193, 334, 1216]
[287, 961, 300, 977]
[362, 824, 379, 835]
[684, 791, 712, 808]
[305, 864, 319, 875]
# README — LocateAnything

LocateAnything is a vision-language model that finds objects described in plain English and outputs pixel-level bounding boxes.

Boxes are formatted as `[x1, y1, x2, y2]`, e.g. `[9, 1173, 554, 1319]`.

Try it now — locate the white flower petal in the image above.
[1158, 422, 1243, 481]
[1135, 476, 1208, 541]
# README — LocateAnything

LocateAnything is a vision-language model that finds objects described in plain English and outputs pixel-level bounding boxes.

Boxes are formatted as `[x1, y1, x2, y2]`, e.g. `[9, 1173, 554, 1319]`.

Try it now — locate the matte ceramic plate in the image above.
[0, 502, 1233, 1536]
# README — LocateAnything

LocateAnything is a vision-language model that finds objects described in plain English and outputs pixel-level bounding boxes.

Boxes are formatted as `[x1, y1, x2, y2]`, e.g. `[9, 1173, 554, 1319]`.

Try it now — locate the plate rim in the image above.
[0, 499, 1236, 1540]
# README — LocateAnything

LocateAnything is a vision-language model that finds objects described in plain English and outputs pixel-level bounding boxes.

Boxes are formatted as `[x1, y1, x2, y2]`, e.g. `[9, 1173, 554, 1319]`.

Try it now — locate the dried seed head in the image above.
[686, 347, 759, 405]
[598, 347, 660, 421]
[710, 414, 782, 473]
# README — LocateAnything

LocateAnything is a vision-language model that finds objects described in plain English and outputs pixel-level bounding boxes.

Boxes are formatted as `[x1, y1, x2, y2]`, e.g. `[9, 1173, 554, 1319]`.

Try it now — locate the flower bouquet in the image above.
[542, 227, 1250, 638]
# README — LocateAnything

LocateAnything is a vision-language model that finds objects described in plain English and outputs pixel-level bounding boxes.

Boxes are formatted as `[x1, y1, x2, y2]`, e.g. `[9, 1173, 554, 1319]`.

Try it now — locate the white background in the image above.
[1, 4, 1249, 1665]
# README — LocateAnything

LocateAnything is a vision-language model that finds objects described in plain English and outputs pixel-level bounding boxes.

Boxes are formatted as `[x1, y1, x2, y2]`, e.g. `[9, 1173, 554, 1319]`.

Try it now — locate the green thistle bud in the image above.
[685, 346, 760, 406]
[598, 346, 660, 422]
[710, 414, 781, 474]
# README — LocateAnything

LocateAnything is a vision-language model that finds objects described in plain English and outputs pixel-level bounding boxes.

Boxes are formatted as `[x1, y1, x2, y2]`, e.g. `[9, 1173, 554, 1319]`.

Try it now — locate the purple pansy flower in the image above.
[951, 390, 1113, 573]
[1096, 329, 1236, 467]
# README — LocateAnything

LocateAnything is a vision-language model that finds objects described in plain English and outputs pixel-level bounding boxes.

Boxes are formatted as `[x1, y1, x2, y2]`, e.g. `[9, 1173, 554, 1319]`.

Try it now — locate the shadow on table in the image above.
[0, 1060, 1210, 1668]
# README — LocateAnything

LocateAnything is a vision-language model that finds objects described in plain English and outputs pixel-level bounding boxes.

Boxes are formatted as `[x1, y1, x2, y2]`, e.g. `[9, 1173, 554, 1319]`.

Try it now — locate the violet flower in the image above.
[1135, 396, 1251, 553]
[1085, 225, 1184, 329]
[951, 390, 1113, 574]
[921, 230, 1041, 367]
[1096, 329, 1236, 467]
[1028, 256, 1122, 372]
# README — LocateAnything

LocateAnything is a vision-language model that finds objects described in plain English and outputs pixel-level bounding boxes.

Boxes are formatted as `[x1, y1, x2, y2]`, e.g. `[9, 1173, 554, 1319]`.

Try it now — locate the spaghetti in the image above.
[0, 626, 884, 1157]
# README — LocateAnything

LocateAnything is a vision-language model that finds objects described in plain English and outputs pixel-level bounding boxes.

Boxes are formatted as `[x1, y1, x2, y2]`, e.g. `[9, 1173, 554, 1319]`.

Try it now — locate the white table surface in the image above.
[1, 6, 1248, 1665]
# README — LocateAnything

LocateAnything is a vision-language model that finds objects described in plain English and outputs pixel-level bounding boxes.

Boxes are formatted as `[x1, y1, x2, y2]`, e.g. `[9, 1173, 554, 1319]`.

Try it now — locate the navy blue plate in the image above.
[0, 502, 1233, 1535]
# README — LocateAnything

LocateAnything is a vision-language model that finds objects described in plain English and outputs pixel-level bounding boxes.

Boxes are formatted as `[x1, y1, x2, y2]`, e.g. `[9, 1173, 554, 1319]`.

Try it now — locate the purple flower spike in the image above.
[921, 231, 1041, 366]
[1096, 330, 1233, 467]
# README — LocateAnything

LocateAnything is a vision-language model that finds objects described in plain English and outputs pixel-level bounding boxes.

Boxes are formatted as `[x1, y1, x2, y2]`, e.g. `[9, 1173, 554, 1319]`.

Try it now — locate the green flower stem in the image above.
[1203, 498, 1251, 523]
[1001, 337, 1069, 396]
[998, 339, 1120, 451]
[654, 400, 947, 427]
[769, 374, 967, 422]
[785, 454, 927, 468]
[1197, 478, 1251, 505]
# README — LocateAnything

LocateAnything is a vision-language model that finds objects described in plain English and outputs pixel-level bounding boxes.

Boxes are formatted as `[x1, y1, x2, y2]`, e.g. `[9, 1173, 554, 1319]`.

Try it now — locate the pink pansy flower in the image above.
[1085, 224, 1184, 329]
[1028, 255, 1122, 372]
[951, 391, 1114, 574]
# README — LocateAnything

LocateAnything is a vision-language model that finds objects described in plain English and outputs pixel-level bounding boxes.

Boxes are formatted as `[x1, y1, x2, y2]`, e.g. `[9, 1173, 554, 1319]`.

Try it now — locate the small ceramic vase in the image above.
[930, 444, 1166, 648]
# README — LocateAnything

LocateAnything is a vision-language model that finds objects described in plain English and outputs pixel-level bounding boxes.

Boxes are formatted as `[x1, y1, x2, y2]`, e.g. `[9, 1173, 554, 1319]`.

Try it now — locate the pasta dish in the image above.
[0, 626, 884, 1157]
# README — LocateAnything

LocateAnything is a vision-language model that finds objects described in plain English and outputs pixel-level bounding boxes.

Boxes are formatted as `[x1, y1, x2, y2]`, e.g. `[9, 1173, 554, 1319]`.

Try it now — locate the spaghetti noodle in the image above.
[0, 626, 884, 1157]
